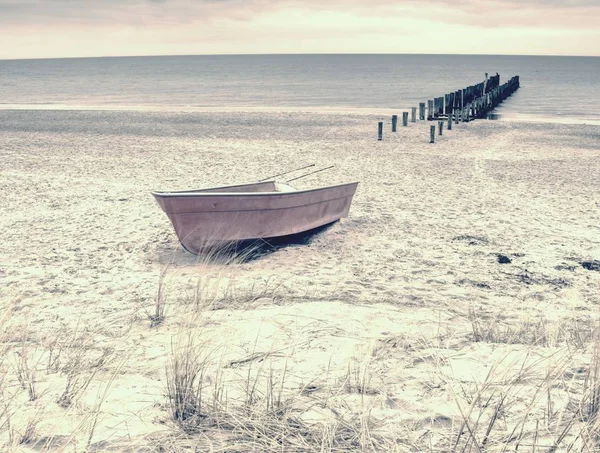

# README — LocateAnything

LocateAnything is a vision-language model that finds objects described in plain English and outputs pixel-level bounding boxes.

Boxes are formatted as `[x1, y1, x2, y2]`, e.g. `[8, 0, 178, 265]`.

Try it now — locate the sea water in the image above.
[1, 54, 599, 124]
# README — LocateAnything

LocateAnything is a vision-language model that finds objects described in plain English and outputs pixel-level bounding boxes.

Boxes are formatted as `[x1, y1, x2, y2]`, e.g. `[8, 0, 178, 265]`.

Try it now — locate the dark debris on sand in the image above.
[516, 270, 571, 289]
[452, 235, 489, 246]
[457, 279, 492, 290]
[497, 254, 512, 264]
[581, 260, 600, 272]
[555, 264, 578, 272]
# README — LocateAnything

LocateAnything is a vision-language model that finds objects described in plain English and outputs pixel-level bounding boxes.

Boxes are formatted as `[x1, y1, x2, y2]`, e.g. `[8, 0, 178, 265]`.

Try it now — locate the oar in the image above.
[286, 165, 335, 183]
[258, 163, 315, 182]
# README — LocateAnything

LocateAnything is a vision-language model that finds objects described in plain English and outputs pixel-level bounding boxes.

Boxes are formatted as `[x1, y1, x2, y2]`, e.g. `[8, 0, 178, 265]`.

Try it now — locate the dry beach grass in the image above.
[1, 110, 600, 451]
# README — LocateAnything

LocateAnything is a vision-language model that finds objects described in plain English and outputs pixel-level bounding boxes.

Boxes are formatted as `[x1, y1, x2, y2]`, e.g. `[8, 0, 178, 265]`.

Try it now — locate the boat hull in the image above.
[153, 182, 358, 254]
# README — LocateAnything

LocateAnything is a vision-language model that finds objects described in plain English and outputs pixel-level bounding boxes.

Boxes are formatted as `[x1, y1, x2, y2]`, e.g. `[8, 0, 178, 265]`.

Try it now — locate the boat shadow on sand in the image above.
[227, 222, 337, 262]
[157, 222, 337, 266]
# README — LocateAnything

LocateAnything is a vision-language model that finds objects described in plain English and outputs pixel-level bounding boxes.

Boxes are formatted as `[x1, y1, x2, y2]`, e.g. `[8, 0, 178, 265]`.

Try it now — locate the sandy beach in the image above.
[1, 110, 600, 451]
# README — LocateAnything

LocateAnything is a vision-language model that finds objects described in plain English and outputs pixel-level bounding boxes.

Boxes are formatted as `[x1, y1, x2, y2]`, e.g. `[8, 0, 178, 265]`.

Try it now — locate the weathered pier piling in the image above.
[377, 73, 519, 140]
[427, 73, 520, 122]
[420, 72, 519, 143]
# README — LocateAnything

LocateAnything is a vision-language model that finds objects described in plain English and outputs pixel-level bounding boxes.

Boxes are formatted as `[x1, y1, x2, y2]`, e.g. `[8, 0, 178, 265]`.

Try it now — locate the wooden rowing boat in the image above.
[152, 181, 359, 254]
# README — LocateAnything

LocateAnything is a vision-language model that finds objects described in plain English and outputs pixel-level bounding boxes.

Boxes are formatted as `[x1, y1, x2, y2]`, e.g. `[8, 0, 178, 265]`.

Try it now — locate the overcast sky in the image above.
[0, 0, 598, 59]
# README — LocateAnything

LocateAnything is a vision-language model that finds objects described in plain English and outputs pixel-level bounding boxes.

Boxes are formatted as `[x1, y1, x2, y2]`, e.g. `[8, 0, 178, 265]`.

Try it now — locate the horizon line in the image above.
[1, 51, 599, 62]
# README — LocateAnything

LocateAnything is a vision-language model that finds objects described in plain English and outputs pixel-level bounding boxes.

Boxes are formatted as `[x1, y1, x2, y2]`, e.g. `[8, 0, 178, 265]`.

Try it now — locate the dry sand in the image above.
[1, 111, 600, 451]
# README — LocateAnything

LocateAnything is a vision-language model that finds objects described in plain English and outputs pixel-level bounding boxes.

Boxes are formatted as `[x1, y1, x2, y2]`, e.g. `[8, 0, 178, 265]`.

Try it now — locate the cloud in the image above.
[1, 0, 599, 28]
[0, 0, 598, 58]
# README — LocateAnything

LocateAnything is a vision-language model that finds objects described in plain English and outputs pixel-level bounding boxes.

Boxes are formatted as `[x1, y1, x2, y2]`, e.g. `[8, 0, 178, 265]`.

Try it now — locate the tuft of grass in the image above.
[56, 346, 113, 408]
[165, 331, 222, 432]
[15, 416, 39, 446]
[147, 266, 169, 327]
[55, 348, 130, 452]
[181, 244, 283, 312]
[448, 352, 568, 452]
[468, 306, 596, 349]
[340, 356, 380, 399]
[13, 340, 40, 402]
[442, 319, 600, 453]
[581, 328, 600, 446]
[188, 274, 283, 312]
[0, 299, 19, 444]
[163, 324, 398, 452]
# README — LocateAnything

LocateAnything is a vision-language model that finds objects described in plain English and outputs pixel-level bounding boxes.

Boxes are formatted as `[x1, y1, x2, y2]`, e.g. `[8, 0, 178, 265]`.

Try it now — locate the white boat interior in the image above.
[155, 181, 297, 196]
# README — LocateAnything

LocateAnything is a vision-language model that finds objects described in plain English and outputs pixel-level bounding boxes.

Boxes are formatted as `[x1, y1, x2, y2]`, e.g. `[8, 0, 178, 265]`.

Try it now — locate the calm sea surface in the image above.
[1, 54, 599, 123]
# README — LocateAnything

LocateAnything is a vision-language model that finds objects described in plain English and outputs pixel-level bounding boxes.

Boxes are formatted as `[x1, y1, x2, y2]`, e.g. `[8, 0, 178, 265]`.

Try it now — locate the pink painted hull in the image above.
[152, 181, 358, 254]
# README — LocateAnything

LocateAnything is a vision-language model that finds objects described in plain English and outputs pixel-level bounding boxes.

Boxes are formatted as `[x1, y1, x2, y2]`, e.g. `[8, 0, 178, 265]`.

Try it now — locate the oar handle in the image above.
[286, 165, 335, 183]
[258, 163, 315, 182]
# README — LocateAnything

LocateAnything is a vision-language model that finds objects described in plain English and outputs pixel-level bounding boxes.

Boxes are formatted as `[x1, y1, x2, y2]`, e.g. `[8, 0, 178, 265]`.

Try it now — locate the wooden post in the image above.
[378, 122, 383, 141]
[391, 115, 398, 132]
[419, 103, 425, 120]
[402, 111, 408, 126]
[427, 100, 433, 120]
[438, 121, 443, 135]
[448, 112, 453, 130]
[411, 107, 416, 123]
[429, 125, 435, 144]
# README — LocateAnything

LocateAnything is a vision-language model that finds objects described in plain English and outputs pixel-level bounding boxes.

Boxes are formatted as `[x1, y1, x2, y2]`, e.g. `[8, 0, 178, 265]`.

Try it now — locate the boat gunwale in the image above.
[163, 193, 355, 215]
[151, 181, 359, 198]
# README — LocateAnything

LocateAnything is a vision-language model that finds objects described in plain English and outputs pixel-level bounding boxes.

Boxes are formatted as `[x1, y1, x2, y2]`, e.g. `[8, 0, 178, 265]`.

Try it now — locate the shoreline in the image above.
[1, 104, 600, 126]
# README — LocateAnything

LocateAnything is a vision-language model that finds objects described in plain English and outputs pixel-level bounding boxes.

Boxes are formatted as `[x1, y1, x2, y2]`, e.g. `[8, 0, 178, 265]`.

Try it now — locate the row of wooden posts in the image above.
[377, 73, 520, 142]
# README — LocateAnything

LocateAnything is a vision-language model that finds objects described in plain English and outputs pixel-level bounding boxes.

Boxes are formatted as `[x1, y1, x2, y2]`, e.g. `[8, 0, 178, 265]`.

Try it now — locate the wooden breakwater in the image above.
[426, 73, 520, 122]
[377, 72, 520, 141]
